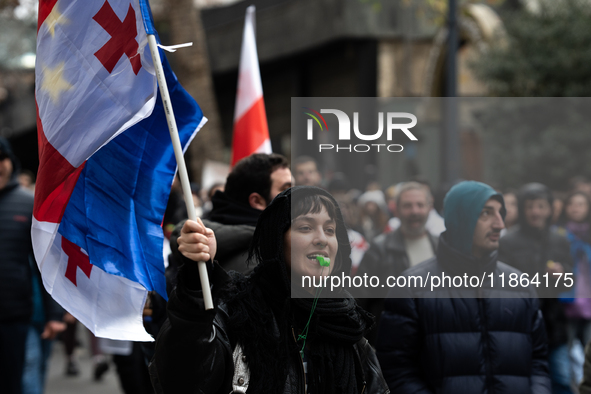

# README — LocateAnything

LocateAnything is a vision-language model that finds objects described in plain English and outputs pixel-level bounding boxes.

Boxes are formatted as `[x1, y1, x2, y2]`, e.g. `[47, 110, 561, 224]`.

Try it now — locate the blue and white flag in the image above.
[33, 0, 204, 341]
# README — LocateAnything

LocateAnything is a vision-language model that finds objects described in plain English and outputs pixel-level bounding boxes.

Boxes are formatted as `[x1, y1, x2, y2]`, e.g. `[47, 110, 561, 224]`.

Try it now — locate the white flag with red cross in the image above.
[230, 5, 272, 167]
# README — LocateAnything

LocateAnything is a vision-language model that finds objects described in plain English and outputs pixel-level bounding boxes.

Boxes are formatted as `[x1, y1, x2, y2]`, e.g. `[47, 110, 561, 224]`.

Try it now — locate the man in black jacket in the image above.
[356, 182, 438, 344]
[376, 181, 551, 394]
[499, 183, 573, 393]
[0, 138, 64, 394]
[169, 153, 291, 280]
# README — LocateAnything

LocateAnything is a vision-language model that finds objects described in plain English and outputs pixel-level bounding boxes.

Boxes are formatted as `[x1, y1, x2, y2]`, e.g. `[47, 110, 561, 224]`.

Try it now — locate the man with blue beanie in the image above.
[376, 181, 551, 394]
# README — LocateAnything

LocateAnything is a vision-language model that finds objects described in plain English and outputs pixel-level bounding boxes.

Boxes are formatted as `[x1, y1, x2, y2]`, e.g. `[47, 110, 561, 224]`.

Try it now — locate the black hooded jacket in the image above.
[150, 186, 389, 394]
[0, 137, 62, 323]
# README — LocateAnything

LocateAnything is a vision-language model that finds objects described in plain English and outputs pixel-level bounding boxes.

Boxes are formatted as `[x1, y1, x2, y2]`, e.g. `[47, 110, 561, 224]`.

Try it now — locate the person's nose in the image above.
[493, 211, 505, 230]
[314, 228, 328, 247]
[409, 203, 423, 215]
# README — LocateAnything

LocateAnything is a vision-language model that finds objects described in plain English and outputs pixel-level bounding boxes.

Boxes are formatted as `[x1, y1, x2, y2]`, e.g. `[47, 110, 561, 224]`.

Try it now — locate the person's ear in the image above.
[248, 192, 267, 210]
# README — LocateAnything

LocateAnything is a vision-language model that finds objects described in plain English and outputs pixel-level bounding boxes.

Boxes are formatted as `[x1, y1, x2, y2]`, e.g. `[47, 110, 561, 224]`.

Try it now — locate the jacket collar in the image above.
[437, 234, 498, 276]
[207, 191, 262, 226]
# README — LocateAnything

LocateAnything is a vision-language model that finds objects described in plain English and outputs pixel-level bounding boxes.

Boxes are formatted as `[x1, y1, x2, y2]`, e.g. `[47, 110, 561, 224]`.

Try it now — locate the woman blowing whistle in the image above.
[149, 186, 389, 394]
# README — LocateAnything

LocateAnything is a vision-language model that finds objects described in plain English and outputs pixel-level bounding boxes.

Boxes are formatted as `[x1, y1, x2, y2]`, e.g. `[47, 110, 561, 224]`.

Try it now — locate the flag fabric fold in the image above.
[34, 0, 204, 340]
[230, 5, 272, 166]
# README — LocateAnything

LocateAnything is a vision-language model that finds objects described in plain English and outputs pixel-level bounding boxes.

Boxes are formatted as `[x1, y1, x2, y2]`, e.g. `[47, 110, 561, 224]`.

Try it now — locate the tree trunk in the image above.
[167, 0, 225, 182]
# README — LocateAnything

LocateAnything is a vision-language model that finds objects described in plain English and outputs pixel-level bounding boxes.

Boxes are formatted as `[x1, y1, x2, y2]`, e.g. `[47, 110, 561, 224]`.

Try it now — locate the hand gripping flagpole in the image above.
[147, 35, 214, 310]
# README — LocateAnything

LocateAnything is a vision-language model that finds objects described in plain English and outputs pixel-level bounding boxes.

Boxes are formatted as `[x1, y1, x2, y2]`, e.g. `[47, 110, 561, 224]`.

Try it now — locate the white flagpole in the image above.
[147, 34, 213, 310]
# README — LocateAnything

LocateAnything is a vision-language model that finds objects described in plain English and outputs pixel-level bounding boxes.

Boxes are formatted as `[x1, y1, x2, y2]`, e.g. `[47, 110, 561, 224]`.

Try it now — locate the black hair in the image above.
[225, 153, 289, 205]
[292, 194, 337, 222]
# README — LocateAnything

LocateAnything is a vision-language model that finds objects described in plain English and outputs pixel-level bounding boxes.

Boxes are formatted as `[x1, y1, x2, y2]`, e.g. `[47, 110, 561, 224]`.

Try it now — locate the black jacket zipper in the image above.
[478, 297, 494, 393]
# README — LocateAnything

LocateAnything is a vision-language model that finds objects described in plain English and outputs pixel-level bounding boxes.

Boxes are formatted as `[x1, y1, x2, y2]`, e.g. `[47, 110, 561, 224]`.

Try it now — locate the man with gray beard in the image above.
[355, 182, 438, 344]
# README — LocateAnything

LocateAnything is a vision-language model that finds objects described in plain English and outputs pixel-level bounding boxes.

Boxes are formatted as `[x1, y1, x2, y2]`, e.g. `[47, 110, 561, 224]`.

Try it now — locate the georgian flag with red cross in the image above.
[33, 0, 205, 340]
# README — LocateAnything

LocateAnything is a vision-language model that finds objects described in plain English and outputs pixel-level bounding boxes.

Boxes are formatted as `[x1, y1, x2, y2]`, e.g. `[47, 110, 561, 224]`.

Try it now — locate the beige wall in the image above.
[378, 39, 433, 97]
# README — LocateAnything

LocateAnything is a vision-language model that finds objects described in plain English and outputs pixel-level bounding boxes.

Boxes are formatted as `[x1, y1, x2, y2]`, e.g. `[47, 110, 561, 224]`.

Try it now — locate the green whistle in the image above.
[316, 256, 330, 267]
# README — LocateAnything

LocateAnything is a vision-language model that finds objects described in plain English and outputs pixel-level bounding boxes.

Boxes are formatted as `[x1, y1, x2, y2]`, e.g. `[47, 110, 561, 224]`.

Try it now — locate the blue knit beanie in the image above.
[443, 181, 505, 255]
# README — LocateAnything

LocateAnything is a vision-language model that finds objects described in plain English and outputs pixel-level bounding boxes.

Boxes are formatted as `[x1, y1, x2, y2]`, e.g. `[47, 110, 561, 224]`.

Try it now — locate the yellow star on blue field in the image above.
[44, 5, 69, 38]
[41, 62, 73, 105]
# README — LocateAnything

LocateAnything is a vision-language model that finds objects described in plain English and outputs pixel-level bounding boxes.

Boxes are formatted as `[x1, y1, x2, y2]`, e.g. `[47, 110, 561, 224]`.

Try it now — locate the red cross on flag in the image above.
[230, 5, 272, 167]
[93, 1, 143, 75]
[35, 0, 155, 173]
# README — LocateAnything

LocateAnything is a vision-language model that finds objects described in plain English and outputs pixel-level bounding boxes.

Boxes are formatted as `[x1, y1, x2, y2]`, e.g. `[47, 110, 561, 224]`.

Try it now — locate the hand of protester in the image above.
[63, 312, 76, 324]
[178, 218, 217, 263]
[41, 320, 67, 340]
[546, 261, 565, 275]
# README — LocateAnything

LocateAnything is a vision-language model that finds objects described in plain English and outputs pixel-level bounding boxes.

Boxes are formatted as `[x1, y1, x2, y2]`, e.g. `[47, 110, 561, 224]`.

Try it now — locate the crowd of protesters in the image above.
[7, 144, 591, 393]
[150, 153, 591, 394]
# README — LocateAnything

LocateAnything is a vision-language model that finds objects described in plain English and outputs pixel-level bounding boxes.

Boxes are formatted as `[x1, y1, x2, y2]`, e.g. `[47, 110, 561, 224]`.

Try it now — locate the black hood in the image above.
[224, 186, 371, 394]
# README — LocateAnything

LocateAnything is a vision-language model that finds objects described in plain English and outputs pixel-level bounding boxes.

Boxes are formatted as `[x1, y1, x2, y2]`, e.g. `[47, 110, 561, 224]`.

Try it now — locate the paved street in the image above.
[45, 325, 123, 394]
